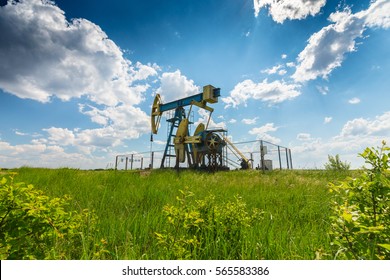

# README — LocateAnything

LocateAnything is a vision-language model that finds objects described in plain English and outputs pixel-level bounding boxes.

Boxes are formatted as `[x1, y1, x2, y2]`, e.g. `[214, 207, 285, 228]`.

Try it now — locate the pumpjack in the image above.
[151, 85, 251, 171]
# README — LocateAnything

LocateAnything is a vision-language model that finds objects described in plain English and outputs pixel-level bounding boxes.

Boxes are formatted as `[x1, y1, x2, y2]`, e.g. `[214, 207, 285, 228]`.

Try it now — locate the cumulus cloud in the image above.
[339, 112, 390, 138]
[278, 69, 287, 76]
[0, 140, 101, 168]
[0, 0, 162, 160]
[348, 97, 361, 104]
[292, 111, 390, 168]
[250, 123, 278, 134]
[0, 0, 160, 169]
[79, 104, 150, 135]
[36, 105, 149, 157]
[286, 62, 295, 68]
[43, 127, 76, 146]
[253, 0, 326, 23]
[73, 104, 150, 149]
[292, 9, 364, 82]
[316, 85, 329, 95]
[222, 79, 301, 108]
[292, 0, 390, 83]
[296, 133, 313, 141]
[41, 126, 114, 153]
[261, 64, 282, 75]
[340, 118, 369, 137]
[261, 64, 288, 76]
[324, 116, 333, 124]
[194, 109, 226, 130]
[242, 117, 258, 125]
[156, 70, 200, 103]
[363, 0, 390, 29]
[14, 129, 28, 136]
[249, 123, 280, 143]
[332, 112, 390, 155]
[0, 0, 158, 105]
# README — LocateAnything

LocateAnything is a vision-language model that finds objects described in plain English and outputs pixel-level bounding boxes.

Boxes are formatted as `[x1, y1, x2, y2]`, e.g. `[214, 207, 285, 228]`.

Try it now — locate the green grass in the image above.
[5, 167, 355, 259]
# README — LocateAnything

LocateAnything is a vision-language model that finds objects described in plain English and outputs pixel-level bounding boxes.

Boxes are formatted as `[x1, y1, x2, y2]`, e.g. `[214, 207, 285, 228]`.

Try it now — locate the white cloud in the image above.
[229, 119, 237, 124]
[363, 0, 390, 29]
[253, 0, 326, 23]
[0, 0, 158, 106]
[291, 111, 390, 168]
[316, 85, 329, 95]
[253, 0, 262, 17]
[156, 70, 200, 103]
[43, 127, 76, 146]
[242, 117, 258, 125]
[324, 116, 333, 124]
[249, 123, 280, 143]
[0, 141, 45, 156]
[292, 9, 364, 82]
[316, 86, 329, 95]
[195, 109, 226, 130]
[348, 97, 361, 104]
[339, 112, 390, 138]
[0, 0, 161, 169]
[292, 1, 390, 83]
[296, 133, 312, 141]
[261, 63, 288, 76]
[79, 104, 150, 137]
[36, 109, 149, 157]
[249, 123, 278, 135]
[278, 69, 287, 76]
[286, 62, 295, 68]
[14, 130, 28, 136]
[131, 62, 160, 82]
[76, 127, 121, 150]
[222, 79, 301, 108]
[41, 103, 149, 152]
[340, 118, 369, 137]
[281, 54, 287, 59]
[0, 140, 103, 169]
[261, 64, 282, 74]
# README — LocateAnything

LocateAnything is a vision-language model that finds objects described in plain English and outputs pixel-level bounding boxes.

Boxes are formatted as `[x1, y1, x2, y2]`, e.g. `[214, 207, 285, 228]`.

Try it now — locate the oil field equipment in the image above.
[222, 135, 251, 169]
[151, 85, 251, 171]
[114, 85, 291, 171]
[151, 85, 223, 170]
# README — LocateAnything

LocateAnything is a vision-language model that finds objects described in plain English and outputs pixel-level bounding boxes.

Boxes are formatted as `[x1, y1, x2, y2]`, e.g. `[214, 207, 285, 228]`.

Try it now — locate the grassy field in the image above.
[3, 167, 354, 260]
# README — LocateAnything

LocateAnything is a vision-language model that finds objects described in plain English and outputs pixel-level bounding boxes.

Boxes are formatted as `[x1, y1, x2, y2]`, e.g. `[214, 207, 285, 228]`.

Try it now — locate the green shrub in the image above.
[0, 173, 107, 259]
[325, 154, 350, 171]
[155, 188, 263, 259]
[329, 141, 390, 259]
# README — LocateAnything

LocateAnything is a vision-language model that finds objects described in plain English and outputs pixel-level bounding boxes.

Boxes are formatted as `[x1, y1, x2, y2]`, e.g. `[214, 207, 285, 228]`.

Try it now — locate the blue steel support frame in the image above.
[160, 107, 185, 168]
[158, 87, 220, 168]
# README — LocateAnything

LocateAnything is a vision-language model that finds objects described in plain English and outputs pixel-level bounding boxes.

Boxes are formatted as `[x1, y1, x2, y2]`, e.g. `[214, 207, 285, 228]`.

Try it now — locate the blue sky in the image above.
[0, 0, 389, 169]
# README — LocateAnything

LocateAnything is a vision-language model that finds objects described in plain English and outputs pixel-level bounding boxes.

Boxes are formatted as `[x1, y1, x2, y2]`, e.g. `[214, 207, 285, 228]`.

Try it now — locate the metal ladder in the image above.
[160, 107, 186, 168]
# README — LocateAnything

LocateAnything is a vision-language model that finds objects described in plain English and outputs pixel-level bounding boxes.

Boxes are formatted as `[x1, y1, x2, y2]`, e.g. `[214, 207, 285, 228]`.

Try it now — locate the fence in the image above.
[115, 151, 152, 171]
[224, 140, 293, 171]
[115, 139, 292, 171]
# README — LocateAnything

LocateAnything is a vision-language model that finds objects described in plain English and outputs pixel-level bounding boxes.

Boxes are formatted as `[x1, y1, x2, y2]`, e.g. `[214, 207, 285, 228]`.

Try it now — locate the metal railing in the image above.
[115, 140, 292, 171]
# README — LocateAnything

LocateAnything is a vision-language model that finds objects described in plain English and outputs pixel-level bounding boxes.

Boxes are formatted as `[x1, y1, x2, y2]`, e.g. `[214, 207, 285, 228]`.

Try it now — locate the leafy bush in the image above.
[329, 141, 390, 259]
[325, 154, 350, 171]
[0, 173, 107, 259]
[155, 188, 263, 259]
